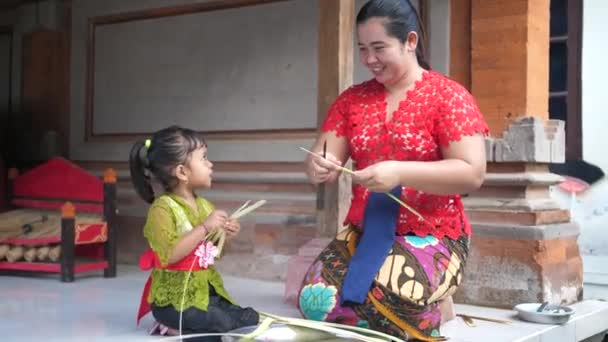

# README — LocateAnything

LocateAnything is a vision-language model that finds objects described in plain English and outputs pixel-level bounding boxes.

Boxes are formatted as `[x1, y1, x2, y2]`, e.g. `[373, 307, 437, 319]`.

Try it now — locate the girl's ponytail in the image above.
[129, 140, 155, 204]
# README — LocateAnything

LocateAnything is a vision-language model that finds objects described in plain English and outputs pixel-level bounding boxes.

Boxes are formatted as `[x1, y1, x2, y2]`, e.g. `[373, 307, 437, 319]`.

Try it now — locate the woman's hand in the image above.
[203, 210, 228, 230]
[223, 219, 241, 240]
[307, 152, 343, 185]
[353, 161, 402, 192]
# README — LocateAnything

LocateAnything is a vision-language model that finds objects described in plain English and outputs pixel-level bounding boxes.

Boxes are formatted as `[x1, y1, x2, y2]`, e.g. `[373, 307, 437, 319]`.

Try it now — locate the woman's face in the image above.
[357, 17, 416, 86]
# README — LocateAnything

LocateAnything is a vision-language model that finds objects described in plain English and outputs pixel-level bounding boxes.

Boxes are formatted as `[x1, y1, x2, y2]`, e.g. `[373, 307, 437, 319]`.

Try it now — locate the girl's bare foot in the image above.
[149, 321, 179, 336]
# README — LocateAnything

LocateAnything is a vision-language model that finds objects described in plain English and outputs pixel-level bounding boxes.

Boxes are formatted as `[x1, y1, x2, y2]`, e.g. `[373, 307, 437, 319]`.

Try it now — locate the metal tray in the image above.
[514, 302, 575, 325]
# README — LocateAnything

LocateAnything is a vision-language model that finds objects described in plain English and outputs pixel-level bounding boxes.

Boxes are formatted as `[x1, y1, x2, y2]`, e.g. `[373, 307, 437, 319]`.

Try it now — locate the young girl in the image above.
[130, 125, 259, 340]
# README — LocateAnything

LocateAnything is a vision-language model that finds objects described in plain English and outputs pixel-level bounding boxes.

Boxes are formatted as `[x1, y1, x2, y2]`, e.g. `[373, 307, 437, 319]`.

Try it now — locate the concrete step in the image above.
[95, 168, 310, 185]
[116, 188, 316, 218]
[583, 255, 608, 302]
[444, 300, 608, 342]
[585, 284, 608, 302]
[583, 255, 608, 286]
[90, 162, 319, 282]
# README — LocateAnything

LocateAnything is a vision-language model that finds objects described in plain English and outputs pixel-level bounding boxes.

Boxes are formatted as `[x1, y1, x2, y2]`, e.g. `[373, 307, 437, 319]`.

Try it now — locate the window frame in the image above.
[549, 0, 583, 161]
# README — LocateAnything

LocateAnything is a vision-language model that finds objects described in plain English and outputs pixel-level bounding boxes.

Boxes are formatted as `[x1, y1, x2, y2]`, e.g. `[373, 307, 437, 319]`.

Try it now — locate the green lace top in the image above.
[143, 193, 235, 312]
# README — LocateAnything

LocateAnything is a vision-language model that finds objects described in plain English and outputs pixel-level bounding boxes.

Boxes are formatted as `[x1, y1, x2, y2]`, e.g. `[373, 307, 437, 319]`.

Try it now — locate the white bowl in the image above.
[514, 303, 575, 325]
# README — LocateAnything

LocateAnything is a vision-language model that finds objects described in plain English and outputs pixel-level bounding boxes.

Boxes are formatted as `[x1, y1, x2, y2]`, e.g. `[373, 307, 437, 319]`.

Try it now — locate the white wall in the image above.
[0, 0, 450, 163]
[582, 0, 608, 174]
[91, 2, 318, 134]
[552, 0, 608, 260]
[70, 0, 319, 162]
[70, 0, 449, 163]
[577, 0, 608, 257]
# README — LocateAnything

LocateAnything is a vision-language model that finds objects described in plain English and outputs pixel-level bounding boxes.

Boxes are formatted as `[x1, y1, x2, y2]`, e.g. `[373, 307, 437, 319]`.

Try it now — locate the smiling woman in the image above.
[300, 0, 489, 340]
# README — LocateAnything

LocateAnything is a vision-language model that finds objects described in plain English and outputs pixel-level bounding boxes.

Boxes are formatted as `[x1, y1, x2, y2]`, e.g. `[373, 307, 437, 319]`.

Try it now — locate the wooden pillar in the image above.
[103, 168, 117, 278]
[60, 202, 76, 283]
[453, 0, 583, 308]
[316, 0, 354, 238]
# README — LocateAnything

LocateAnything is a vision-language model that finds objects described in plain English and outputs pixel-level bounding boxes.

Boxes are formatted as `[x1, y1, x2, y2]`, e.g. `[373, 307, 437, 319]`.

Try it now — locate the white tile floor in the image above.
[0, 265, 607, 342]
[0, 265, 299, 342]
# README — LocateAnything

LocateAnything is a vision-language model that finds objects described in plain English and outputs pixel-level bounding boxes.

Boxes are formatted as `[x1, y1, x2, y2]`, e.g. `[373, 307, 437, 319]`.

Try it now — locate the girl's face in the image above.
[357, 17, 416, 86]
[185, 146, 213, 189]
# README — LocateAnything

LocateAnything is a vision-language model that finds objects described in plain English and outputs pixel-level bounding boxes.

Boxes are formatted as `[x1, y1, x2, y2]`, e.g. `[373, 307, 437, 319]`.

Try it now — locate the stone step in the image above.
[584, 284, 608, 302]
[93, 168, 310, 185]
[115, 178, 314, 194]
[466, 209, 571, 225]
[482, 172, 564, 186]
[115, 209, 319, 273]
[443, 300, 608, 342]
[210, 181, 314, 194]
[90, 163, 319, 282]
[583, 255, 608, 288]
[116, 188, 316, 217]
[463, 197, 562, 211]
[211, 171, 309, 184]
[117, 200, 317, 230]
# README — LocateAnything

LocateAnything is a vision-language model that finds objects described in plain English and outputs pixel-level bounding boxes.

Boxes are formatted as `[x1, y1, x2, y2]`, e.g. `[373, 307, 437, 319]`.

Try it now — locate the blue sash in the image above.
[340, 186, 402, 305]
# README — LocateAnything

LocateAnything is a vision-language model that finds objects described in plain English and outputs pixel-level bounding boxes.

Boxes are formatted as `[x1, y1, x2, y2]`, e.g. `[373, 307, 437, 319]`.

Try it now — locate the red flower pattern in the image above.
[372, 287, 385, 300]
[320, 71, 489, 240]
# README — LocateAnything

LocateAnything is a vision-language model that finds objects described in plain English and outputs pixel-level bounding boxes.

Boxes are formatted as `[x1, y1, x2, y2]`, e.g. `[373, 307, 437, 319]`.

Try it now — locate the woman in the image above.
[298, 0, 488, 341]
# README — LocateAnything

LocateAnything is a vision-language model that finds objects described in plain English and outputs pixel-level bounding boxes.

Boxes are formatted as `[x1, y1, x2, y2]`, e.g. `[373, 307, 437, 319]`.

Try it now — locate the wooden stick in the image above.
[299, 147, 355, 175]
[300, 147, 427, 221]
[457, 314, 512, 325]
[230, 200, 266, 220]
[230, 200, 251, 219]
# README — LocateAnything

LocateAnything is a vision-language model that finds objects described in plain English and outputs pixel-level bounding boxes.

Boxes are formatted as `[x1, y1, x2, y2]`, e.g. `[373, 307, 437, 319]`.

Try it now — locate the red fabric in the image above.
[12, 157, 103, 203]
[0, 262, 61, 272]
[1, 236, 61, 245]
[321, 71, 489, 240]
[75, 223, 107, 244]
[75, 244, 105, 259]
[0, 261, 108, 273]
[0, 223, 106, 246]
[10, 199, 103, 213]
[136, 245, 208, 325]
[558, 177, 590, 194]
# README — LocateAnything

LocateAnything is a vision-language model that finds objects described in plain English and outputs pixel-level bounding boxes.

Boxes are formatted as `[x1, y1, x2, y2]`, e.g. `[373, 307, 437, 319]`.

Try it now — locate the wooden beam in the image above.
[317, 0, 354, 237]
[317, 0, 354, 125]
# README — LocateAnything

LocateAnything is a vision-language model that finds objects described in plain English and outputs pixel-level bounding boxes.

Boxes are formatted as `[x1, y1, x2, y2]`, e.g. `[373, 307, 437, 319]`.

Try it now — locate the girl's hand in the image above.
[353, 161, 402, 192]
[307, 152, 342, 185]
[203, 210, 228, 230]
[223, 219, 241, 240]
[195, 222, 209, 236]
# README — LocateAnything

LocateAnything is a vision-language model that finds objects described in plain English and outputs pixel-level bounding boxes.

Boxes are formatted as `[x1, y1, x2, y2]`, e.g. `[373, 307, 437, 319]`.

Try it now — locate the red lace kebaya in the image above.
[321, 70, 489, 240]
